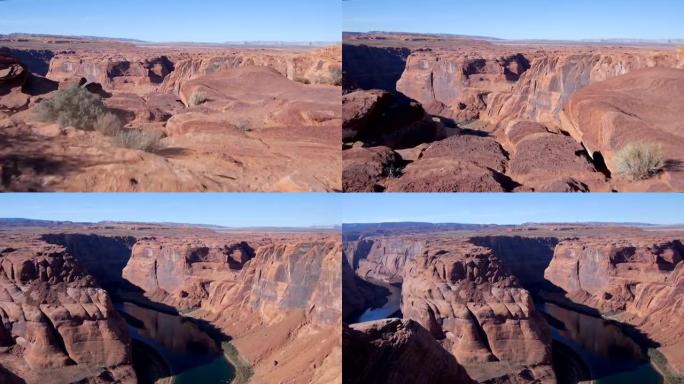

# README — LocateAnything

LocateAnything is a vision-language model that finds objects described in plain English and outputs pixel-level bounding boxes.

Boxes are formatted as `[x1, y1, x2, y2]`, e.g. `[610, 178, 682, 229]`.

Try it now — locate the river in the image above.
[539, 301, 662, 384]
[350, 282, 663, 383]
[116, 302, 236, 384]
[351, 278, 402, 323]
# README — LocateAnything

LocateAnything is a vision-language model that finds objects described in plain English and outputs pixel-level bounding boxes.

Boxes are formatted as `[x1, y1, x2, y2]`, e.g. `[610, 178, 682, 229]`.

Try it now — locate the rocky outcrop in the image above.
[0, 239, 136, 384]
[0, 54, 30, 113]
[561, 67, 684, 191]
[343, 319, 475, 384]
[385, 135, 513, 192]
[169, 65, 340, 135]
[342, 34, 684, 192]
[402, 240, 555, 383]
[342, 146, 403, 192]
[1, 53, 341, 192]
[1, 38, 341, 192]
[544, 237, 684, 374]
[341, 89, 441, 148]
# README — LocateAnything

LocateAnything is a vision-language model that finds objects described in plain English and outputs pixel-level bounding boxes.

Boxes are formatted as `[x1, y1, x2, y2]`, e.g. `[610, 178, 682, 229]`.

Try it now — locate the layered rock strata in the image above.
[545, 237, 684, 374]
[122, 235, 342, 384]
[402, 240, 555, 382]
[0, 238, 136, 384]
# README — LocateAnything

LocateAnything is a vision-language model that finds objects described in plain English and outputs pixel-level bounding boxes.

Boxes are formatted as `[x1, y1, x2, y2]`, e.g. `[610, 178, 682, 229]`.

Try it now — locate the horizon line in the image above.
[342, 221, 682, 226]
[1, 32, 341, 45]
[343, 30, 684, 43]
[0, 217, 340, 229]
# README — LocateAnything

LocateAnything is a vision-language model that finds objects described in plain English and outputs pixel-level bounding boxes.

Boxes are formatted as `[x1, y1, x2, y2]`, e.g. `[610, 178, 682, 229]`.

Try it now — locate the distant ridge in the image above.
[0, 218, 338, 231]
[343, 31, 684, 46]
[1, 33, 339, 47]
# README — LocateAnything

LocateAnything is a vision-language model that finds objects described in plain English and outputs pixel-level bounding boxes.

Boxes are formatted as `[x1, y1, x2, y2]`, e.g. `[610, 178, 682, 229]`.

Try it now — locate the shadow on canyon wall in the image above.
[40, 233, 234, 382]
[342, 44, 410, 92]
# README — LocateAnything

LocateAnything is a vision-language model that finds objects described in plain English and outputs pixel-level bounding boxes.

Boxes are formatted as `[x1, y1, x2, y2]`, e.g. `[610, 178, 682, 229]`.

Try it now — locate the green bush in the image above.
[649, 349, 684, 384]
[188, 90, 208, 106]
[222, 342, 253, 384]
[34, 86, 108, 130]
[93, 112, 123, 136]
[114, 129, 162, 152]
[614, 142, 664, 180]
[329, 67, 342, 86]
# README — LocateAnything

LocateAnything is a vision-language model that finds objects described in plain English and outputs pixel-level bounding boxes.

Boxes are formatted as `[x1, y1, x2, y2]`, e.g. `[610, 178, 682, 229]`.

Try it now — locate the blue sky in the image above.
[0, 0, 340, 42]
[2, 194, 681, 227]
[344, 0, 684, 40]
[342, 194, 684, 225]
[0, 193, 340, 227]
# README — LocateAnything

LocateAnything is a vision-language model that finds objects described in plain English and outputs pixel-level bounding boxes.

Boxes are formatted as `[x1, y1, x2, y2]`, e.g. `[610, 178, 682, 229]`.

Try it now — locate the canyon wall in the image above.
[345, 238, 425, 284]
[0, 239, 136, 384]
[342, 45, 410, 92]
[545, 237, 684, 374]
[469, 236, 559, 285]
[121, 235, 342, 384]
[395, 48, 682, 131]
[45, 46, 342, 96]
[39, 234, 136, 286]
[401, 240, 555, 383]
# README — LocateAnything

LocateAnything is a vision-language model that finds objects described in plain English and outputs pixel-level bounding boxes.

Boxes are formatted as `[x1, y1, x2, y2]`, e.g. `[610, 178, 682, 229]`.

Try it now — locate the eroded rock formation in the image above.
[402, 240, 555, 383]
[1, 36, 341, 192]
[121, 234, 342, 384]
[343, 319, 475, 384]
[1, 224, 341, 384]
[343, 224, 684, 382]
[0, 237, 136, 384]
[545, 237, 684, 374]
[342, 33, 684, 192]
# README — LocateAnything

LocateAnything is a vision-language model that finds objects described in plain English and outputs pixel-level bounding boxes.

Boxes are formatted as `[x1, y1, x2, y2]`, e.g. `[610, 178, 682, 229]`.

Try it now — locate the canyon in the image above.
[0, 220, 341, 384]
[342, 222, 684, 383]
[342, 32, 684, 192]
[0, 34, 342, 192]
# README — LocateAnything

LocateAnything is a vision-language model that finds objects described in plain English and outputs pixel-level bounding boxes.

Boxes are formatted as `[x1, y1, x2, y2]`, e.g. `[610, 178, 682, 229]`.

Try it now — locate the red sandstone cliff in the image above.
[402, 240, 555, 383]
[122, 235, 342, 384]
[0, 238, 136, 384]
[545, 237, 684, 374]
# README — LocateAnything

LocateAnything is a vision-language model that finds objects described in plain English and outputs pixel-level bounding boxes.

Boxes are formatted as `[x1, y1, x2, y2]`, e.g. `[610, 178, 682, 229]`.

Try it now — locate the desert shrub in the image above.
[329, 67, 342, 86]
[188, 90, 208, 106]
[34, 86, 108, 130]
[648, 349, 684, 384]
[114, 129, 162, 152]
[222, 342, 253, 384]
[93, 112, 123, 136]
[235, 119, 251, 132]
[614, 142, 664, 180]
